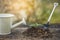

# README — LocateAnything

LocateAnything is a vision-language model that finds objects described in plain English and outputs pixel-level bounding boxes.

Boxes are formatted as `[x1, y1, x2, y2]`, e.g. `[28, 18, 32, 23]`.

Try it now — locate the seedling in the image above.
[29, 23, 42, 28]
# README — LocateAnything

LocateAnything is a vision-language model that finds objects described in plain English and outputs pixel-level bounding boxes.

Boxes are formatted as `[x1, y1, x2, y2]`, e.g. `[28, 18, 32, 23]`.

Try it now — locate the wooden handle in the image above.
[47, 3, 58, 23]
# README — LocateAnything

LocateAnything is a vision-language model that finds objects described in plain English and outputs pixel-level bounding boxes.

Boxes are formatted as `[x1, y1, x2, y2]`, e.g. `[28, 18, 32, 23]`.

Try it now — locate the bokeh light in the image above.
[8, 0, 34, 20]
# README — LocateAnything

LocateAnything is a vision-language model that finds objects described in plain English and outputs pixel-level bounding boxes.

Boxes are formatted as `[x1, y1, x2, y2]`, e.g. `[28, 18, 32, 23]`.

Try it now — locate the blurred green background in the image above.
[0, 0, 60, 24]
[27, 0, 60, 24]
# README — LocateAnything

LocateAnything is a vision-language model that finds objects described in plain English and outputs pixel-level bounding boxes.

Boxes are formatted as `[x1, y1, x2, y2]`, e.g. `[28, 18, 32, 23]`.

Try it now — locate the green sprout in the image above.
[30, 23, 43, 28]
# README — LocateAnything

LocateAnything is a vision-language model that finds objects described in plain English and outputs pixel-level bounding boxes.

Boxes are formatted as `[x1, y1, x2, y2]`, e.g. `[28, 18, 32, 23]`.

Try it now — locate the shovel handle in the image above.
[47, 3, 58, 23]
[44, 3, 58, 29]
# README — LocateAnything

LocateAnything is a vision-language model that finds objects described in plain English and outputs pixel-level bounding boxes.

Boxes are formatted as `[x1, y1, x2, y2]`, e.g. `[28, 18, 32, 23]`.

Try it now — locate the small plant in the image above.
[29, 23, 42, 28]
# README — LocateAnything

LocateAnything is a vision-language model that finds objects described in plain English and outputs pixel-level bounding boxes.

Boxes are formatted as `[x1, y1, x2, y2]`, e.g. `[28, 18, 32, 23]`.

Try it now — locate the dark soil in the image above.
[0, 24, 60, 40]
[23, 27, 53, 38]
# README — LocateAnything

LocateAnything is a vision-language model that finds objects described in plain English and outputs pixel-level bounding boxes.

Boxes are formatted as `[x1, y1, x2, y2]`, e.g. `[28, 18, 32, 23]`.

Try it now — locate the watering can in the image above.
[0, 14, 26, 35]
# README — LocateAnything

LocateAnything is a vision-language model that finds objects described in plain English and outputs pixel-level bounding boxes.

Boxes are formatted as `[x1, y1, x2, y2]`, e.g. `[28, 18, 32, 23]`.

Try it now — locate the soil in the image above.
[22, 27, 53, 38]
[0, 24, 60, 40]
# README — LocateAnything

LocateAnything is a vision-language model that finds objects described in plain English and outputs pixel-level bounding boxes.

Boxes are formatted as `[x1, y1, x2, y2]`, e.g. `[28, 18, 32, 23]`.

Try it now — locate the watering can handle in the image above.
[47, 3, 58, 23]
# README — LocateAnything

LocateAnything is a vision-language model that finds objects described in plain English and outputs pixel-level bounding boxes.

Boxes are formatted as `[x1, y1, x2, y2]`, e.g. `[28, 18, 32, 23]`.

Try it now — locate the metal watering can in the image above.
[0, 14, 26, 35]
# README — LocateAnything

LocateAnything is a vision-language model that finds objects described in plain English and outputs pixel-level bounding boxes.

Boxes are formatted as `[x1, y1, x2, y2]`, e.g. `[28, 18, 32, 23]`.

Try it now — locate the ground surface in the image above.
[0, 24, 60, 40]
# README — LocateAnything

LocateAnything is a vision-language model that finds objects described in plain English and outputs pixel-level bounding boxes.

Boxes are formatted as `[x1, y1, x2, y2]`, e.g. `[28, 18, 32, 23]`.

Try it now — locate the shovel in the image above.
[44, 3, 58, 29]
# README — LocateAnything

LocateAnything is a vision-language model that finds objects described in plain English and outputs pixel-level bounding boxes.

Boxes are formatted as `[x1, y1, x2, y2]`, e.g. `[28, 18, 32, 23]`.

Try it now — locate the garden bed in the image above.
[0, 24, 60, 40]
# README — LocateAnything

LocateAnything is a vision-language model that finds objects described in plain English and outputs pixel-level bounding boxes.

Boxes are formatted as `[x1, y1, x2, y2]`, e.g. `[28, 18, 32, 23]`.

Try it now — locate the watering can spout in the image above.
[12, 18, 26, 29]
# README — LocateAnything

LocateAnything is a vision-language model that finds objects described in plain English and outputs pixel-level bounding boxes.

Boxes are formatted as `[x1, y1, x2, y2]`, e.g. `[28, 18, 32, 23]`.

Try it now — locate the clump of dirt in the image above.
[23, 27, 53, 38]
